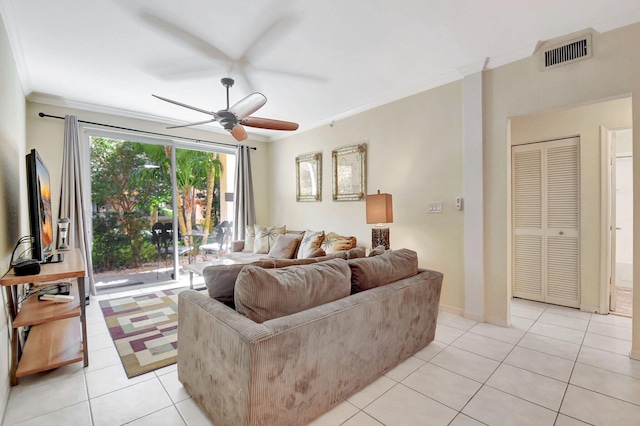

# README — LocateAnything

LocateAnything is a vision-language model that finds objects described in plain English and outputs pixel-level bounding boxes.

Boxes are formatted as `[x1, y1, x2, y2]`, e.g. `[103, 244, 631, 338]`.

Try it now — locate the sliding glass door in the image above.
[88, 135, 234, 292]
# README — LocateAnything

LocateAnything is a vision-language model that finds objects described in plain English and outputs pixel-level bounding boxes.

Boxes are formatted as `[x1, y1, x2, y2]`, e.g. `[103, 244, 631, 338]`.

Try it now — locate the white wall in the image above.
[0, 12, 26, 420]
[268, 82, 466, 310]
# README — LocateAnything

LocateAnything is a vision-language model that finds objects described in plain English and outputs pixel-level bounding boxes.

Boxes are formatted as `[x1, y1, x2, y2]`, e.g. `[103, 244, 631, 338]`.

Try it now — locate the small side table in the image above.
[0, 249, 88, 385]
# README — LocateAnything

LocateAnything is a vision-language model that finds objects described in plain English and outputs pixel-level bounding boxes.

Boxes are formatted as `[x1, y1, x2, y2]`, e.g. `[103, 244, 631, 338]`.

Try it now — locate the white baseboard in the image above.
[438, 303, 464, 316]
[580, 304, 602, 314]
[438, 304, 511, 326]
[484, 316, 510, 327]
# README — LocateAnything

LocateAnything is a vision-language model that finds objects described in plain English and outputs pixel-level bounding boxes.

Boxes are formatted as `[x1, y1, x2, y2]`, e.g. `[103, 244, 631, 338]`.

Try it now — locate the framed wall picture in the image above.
[296, 152, 322, 201]
[332, 143, 366, 201]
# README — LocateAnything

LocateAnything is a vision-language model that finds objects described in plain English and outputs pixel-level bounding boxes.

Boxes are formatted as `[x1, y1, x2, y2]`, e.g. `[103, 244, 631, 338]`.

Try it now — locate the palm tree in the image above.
[140, 145, 223, 248]
[202, 153, 224, 241]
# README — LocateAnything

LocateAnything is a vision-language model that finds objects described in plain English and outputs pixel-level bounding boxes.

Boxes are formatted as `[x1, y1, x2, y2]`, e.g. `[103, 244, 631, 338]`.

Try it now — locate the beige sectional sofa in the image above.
[177, 249, 443, 426]
[221, 226, 363, 263]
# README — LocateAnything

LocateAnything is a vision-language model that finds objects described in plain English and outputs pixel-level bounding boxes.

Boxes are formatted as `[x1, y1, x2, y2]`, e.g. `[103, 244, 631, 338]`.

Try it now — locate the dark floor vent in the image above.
[542, 35, 592, 69]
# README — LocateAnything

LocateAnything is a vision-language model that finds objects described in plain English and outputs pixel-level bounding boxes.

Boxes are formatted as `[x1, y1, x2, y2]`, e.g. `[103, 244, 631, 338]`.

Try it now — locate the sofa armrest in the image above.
[232, 240, 245, 252]
[177, 290, 272, 426]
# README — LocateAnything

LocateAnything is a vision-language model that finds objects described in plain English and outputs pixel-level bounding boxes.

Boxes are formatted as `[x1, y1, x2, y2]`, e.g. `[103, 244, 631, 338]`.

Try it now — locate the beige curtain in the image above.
[59, 115, 95, 296]
[233, 145, 256, 240]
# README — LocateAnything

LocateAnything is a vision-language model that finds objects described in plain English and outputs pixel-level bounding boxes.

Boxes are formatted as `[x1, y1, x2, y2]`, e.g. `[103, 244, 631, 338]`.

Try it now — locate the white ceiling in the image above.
[2, 0, 640, 141]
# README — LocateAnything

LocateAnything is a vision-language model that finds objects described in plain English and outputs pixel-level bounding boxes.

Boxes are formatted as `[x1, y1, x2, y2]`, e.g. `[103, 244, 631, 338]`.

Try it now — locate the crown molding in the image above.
[456, 58, 489, 78]
[27, 92, 271, 143]
[0, 0, 32, 95]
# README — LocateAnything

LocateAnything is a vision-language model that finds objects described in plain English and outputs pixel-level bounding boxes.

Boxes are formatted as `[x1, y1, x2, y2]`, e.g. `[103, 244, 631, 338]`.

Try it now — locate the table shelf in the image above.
[0, 249, 88, 385]
[14, 283, 80, 328]
[16, 317, 83, 378]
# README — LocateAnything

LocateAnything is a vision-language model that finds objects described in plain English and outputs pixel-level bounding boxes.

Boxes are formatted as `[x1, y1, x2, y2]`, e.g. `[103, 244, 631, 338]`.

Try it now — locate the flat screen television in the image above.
[26, 149, 55, 262]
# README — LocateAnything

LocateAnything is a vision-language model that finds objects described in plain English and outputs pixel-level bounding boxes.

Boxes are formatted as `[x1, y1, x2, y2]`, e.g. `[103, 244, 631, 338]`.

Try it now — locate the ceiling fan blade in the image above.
[153, 94, 221, 119]
[230, 124, 248, 141]
[140, 12, 233, 64]
[166, 119, 216, 129]
[228, 93, 267, 119]
[241, 117, 299, 131]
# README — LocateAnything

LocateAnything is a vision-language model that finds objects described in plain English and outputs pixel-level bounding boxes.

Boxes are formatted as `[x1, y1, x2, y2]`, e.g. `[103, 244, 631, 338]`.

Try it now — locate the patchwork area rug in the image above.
[100, 288, 184, 378]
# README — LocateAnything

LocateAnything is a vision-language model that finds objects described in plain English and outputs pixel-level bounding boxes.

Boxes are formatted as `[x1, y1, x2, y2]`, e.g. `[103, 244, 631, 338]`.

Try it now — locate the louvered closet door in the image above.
[512, 138, 580, 308]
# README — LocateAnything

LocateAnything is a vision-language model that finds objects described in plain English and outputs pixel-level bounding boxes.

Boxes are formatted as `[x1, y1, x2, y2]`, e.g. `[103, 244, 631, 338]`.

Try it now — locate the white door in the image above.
[512, 137, 580, 307]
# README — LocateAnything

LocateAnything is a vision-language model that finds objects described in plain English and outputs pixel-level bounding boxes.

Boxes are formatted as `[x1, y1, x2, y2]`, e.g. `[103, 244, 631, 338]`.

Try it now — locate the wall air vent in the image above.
[541, 34, 592, 70]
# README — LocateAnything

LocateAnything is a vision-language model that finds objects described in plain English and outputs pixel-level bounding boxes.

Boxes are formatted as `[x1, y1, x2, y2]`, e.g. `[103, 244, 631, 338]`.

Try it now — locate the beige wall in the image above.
[3, 16, 640, 411]
[272, 22, 640, 350]
[0, 14, 26, 420]
[268, 82, 466, 310]
[510, 98, 632, 311]
[484, 22, 640, 352]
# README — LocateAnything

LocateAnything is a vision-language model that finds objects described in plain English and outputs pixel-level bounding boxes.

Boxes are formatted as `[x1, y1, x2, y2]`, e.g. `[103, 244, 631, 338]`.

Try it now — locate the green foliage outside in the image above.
[90, 137, 223, 273]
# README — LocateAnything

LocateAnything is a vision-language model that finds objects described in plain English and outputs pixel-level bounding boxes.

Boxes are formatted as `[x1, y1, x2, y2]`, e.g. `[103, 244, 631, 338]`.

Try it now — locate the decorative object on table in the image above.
[296, 152, 322, 202]
[153, 77, 299, 141]
[57, 218, 70, 250]
[332, 143, 366, 201]
[366, 190, 393, 250]
[100, 288, 186, 378]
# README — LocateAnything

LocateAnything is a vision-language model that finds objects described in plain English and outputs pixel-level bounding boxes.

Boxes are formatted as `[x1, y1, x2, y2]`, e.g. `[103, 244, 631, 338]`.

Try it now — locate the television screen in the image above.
[26, 149, 54, 262]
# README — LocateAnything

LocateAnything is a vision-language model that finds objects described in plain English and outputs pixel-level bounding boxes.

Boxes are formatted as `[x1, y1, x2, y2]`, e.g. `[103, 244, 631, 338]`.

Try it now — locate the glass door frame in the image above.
[79, 125, 235, 285]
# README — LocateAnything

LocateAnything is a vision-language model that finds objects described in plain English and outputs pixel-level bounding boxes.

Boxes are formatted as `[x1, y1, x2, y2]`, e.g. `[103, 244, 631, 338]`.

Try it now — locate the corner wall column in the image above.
[461, 66, 485, 321]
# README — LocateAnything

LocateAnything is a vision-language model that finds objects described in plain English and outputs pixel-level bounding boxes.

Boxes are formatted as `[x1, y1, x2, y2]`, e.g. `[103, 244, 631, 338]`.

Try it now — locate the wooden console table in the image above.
[0, 249, 88, 385]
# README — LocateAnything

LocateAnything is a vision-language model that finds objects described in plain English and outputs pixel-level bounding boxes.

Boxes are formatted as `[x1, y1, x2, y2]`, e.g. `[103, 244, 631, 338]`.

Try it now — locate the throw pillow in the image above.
[306, 248, 327, 258]
[242, 225, 256, 253]
[369, 245, 386, 257]
[321, 232, 357, 254]
[267, 233, 303, 259]
[234, 259, 351, 323]
[297, 229, 325, 259]
[347, 248, 418, 293]
[253, 225, 286, 254]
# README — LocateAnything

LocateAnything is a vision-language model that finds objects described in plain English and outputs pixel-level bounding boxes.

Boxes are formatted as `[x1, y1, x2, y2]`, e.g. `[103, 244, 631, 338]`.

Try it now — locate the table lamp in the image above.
[366, 190, 393, 249]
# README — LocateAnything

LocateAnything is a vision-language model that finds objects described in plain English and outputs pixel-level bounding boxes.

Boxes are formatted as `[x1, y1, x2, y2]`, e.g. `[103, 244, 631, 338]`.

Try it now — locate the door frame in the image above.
[600, 125, 632, 314]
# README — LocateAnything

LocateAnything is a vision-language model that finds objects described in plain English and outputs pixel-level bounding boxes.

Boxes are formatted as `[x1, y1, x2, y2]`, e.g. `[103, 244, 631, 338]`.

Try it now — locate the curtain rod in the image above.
[38, 112, 256, 151]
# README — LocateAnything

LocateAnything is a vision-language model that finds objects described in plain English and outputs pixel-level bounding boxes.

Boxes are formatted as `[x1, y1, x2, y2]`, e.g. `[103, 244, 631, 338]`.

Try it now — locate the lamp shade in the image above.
[366, 190, 393, 224]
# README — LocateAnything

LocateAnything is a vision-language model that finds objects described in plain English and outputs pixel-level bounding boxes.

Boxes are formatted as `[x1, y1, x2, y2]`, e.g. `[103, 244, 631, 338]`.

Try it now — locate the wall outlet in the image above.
[455, 197, 463, 210]
[428, 202, 443, 213]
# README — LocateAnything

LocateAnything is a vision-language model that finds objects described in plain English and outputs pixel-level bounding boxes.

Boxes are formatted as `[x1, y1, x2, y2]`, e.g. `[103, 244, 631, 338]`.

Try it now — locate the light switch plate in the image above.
[455, 197, 463, 210]
[428, 202, 443, 213]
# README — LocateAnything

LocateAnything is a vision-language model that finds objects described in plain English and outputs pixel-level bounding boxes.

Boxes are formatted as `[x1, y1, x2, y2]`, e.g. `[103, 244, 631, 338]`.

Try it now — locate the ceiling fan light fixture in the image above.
[154, 77, 298, 142]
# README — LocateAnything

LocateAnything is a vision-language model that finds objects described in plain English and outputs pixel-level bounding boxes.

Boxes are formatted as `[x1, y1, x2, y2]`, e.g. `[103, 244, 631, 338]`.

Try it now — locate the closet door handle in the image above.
[559, 231, 564, 235]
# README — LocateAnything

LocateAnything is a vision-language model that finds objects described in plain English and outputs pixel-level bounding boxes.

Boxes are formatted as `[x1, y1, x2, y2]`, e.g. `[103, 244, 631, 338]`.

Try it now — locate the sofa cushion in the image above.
[297, 229, 325, 259]
[242, 225, 256, 253]
[253, 225, 286, 254]
[204, 256, 335, 305]
[235, 258, 351, 323]
[321, 232, 357, 254]
[369, 245, 386, 257]
[347, 248, 418, 293]
[323, 246, 366, 260]
[203, 260, 274, 305]
[267, 233, 303, 259]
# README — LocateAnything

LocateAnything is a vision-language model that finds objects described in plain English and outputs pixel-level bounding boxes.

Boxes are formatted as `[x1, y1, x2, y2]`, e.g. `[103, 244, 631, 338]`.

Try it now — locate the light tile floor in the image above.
[2, 292, 639, 425]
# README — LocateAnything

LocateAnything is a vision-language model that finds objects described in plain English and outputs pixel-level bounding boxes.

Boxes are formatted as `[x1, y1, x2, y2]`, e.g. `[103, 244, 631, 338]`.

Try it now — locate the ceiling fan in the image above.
[153, 77, 299, 141]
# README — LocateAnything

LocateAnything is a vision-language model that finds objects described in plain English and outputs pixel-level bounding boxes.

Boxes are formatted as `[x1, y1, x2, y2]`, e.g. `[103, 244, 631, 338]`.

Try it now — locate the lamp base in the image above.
[371, 227, 390, 250]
